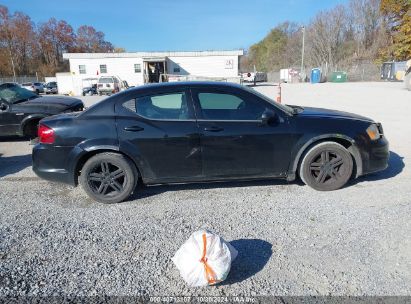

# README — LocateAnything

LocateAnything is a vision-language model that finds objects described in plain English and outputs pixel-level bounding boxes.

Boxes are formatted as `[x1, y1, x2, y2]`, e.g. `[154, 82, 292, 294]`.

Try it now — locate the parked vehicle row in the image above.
[7, 81, 58, 95]
[31, 81, 389, 204]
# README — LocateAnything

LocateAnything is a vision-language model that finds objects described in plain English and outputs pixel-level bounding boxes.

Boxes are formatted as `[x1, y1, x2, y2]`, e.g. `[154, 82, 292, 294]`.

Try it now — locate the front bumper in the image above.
[32, 144, 76, 186]
[358, 136, 389, 176]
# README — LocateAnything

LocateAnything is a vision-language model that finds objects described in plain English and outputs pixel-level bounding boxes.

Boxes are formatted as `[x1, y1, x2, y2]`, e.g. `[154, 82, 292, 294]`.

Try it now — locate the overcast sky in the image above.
[3, 0, 348, 51]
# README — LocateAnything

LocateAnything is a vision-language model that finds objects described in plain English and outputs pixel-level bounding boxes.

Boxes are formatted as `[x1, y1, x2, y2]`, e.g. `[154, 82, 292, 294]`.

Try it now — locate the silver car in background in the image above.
[21, 82, 45, 94]
[44, 82, 58, 94]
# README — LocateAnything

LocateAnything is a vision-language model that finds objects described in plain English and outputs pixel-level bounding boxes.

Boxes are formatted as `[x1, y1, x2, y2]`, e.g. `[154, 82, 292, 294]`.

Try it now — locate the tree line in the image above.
[242, 0, 411, 73]
[0, 5, 121, 78]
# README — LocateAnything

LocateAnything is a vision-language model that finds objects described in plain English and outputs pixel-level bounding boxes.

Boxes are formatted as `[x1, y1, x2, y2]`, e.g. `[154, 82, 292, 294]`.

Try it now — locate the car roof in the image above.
[128, 81, 244, 93]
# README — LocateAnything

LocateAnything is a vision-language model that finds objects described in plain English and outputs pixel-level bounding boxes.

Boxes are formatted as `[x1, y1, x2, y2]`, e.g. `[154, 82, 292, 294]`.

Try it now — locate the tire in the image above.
[79, 153, 138, 204]
[36, 89, 40, 95]
[299, 142, 353, 191]
[23, 120, 40, 138]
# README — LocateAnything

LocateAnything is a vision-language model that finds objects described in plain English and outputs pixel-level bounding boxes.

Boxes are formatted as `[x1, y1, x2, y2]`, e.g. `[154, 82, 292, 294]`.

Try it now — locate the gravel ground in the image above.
[0, 82, 410, 298]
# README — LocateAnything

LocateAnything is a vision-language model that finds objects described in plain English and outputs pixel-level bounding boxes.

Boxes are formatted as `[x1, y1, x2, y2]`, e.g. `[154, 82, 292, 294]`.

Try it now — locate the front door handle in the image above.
[124, 125, 144, 132]
[204, 126, 223, 132]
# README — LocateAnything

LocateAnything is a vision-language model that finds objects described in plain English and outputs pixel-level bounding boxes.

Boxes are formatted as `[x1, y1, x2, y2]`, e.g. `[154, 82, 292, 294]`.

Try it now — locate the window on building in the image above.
[134, 64, 141, 73]
[173, 64, 181, 73]
[79, 65, 86, 74]
[100, 64, 107, 74]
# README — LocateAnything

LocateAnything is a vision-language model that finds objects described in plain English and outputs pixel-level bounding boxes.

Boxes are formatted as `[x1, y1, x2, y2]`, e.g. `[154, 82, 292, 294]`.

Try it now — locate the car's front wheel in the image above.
[300, 142, 353, 191]
[79, 153, 138, 203]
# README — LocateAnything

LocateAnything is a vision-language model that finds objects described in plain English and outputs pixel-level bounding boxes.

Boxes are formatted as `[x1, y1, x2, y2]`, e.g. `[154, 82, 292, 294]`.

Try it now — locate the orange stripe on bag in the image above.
[200, 233, 220, 285]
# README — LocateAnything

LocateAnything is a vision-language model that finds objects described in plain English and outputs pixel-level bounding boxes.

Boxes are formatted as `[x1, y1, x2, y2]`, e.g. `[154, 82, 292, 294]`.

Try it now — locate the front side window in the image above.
[79, 65, 86, 74]
[196, 92, 266, 120]
[123, 92, 191, 120]
[134, 64, 141, 73]
[100, 64, 107, 74]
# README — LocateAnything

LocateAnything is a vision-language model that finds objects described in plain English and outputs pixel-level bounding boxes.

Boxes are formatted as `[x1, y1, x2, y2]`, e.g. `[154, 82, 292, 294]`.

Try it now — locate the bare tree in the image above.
[39, 18, 75, 68]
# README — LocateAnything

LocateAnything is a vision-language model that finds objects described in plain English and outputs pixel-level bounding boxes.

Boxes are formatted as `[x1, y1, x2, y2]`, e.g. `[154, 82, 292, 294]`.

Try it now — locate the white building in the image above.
[59, 50, 244, 95]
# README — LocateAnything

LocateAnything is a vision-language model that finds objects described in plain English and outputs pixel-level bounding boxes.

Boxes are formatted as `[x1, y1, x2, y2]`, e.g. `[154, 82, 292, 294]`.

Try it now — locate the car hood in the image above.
[24, 96, 82, 107]
[13, 96, 84, 115]
[297, 106, 374, 122]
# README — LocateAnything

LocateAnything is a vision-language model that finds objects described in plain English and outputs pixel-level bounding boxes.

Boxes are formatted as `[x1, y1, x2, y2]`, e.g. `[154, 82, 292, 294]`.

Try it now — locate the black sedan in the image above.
[0, 83, 84, 137]
[32, 82, 389, 203]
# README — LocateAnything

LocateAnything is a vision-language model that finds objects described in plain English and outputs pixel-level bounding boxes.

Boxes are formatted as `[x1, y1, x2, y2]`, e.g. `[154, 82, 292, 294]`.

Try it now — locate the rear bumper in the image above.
[32, 144, 76, 186]
[359, 136, 390, 176]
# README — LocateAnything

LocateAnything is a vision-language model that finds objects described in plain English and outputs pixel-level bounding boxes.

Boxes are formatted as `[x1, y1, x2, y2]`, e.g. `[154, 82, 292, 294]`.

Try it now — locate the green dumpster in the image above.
[331, 71, 347, 83]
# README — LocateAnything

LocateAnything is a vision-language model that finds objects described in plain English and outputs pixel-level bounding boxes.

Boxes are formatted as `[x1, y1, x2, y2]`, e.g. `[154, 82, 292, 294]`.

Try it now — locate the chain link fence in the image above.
[268, 61, 382, 83]
[0, 75, 43, 84]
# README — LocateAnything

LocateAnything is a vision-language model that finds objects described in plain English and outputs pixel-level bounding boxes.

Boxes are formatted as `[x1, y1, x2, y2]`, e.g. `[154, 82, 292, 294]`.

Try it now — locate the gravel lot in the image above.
[0, 82, 410, 298]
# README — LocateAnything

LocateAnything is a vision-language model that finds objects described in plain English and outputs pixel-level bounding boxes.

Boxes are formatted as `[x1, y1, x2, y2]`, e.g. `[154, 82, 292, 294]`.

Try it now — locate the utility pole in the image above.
[8, 48, 16, 83]
[301, 26, 305, 81]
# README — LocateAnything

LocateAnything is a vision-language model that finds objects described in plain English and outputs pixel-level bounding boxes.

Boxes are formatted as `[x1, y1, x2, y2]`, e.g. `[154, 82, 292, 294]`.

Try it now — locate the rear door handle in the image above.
[204, 126, 223, 132]
[124, 125, 144, 132]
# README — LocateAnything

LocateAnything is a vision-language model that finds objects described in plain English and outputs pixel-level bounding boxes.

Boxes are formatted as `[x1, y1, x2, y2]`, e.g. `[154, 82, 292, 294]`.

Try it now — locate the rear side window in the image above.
[123, 92, 192, 120]
[196, 92, 265, 120]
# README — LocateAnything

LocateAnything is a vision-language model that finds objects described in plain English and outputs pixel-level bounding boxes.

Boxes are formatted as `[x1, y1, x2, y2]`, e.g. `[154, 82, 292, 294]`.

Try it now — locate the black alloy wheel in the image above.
[300, 142, 353, 191]
[80, 153, 138, 203]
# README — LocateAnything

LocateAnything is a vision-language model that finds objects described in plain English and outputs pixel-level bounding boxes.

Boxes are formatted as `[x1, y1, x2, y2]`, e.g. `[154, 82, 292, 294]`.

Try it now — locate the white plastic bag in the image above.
[172, 230, 238, 287]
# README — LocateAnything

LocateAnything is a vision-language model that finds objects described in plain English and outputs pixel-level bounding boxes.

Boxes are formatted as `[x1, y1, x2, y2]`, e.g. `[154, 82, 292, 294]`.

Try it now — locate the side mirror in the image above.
[261, 110, 278, 125]
[0, 102, 9, 111]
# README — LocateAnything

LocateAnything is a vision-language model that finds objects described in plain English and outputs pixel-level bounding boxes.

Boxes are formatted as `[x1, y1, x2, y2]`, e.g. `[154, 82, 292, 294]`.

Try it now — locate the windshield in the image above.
[98, 77, 114, 83]
[0, 83, 38, 104]
[242, 85, 295, 115]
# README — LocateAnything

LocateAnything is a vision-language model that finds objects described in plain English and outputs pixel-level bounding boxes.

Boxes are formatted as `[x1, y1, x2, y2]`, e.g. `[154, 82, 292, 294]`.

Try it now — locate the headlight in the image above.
[366, 123, 381, 141]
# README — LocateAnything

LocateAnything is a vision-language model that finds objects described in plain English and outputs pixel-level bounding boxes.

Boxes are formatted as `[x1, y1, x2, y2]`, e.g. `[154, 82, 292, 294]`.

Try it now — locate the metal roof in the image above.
[63, 50, 244, 60]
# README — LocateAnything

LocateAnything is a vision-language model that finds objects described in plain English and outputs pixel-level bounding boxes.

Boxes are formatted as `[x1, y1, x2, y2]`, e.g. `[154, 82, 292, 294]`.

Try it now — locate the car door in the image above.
[0, 100, 21, 136]
[115, 88, 202, 182]
[191, 87, 296, 179]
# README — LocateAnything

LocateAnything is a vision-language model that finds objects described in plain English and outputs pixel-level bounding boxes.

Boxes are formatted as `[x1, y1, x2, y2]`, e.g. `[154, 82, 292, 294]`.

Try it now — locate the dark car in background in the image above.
[32, 82, 389, 204]
[0, 83, 84, 137]
[82, 84, 97, 96]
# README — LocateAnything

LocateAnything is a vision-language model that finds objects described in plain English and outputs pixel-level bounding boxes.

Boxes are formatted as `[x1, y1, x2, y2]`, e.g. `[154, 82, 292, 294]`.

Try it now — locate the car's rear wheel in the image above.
[79, 153, 138, 204]
[299, 142, 353, 191]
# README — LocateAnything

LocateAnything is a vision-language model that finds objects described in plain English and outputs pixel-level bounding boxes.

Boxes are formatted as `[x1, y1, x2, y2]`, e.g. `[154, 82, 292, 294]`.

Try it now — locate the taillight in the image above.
[38, 124, 55, 144]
